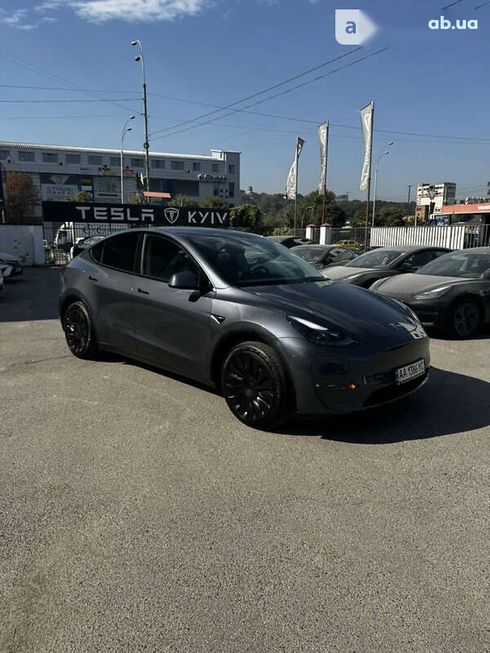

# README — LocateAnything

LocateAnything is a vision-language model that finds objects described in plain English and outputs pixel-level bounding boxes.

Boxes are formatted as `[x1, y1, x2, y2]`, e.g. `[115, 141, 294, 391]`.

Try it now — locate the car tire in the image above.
[62, 300, 99, 359]
[445, 298, 481, 339]
[221, 341, 291, 429]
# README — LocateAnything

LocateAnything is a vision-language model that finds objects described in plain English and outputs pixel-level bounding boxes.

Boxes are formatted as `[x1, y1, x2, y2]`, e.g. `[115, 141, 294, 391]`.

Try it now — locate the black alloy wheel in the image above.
[446, 298, 481, 339]
[221, 341, 290, 429]
[62, 301, 99, 359]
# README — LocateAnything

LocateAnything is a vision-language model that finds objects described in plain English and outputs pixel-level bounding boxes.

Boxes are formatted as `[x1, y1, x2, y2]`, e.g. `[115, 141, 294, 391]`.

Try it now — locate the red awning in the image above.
[143, 191, 172, 199]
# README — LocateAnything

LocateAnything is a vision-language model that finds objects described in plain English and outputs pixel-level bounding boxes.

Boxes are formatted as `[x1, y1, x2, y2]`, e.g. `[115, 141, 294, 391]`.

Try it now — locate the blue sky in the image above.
[0, 0, 488, 200]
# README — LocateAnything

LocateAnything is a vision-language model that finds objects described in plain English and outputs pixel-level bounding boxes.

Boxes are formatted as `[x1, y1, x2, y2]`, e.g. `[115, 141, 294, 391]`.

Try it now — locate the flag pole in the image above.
[364, 103, 374, 251]
[294, 143, 298, 233]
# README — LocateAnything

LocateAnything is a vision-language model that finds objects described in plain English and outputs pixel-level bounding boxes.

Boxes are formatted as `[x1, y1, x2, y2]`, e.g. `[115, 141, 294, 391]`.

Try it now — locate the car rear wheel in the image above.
[221, 341, 291, 429]
[446, 298, 481, 339]
[62, 301, 99, 359]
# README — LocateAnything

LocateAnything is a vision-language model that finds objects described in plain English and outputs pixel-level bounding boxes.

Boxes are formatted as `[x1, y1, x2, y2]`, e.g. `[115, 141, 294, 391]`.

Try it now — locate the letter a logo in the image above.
[335, 10, 378, 45]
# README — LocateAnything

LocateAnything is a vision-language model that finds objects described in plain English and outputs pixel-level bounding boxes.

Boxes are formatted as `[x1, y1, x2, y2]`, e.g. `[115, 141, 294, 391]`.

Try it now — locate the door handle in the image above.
[137, 288, 149, 295]
[88, 275, 98, 282]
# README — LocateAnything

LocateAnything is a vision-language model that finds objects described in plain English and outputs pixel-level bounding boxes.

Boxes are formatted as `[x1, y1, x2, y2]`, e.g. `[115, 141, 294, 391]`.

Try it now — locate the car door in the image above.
[131, 233, 214, 380]
[86, 230, 142, 353]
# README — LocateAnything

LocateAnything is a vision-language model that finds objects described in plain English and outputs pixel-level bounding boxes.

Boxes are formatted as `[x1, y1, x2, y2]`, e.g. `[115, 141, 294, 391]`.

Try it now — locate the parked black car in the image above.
[267, 235, 313, 248]
[290, 244, 358, 270]
[60, 228, 430, 429]
[371, 247, 490, 338]
[324, 246, 451, 288]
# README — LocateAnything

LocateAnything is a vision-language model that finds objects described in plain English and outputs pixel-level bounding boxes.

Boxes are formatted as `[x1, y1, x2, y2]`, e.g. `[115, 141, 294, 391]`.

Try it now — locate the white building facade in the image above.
[0, 141, 240, 219]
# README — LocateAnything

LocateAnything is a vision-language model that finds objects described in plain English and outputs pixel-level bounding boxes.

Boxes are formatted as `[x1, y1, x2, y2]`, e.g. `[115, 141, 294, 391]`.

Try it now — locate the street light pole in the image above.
[120, 115, 135, 203]
[371, 142, 394, 228]
[301, 205, 314, 229]
[131, 40, 150, 197]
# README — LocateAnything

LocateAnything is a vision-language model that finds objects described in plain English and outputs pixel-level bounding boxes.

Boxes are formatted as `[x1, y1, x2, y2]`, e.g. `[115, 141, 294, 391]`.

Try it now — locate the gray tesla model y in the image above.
[60, 228, 430, 429]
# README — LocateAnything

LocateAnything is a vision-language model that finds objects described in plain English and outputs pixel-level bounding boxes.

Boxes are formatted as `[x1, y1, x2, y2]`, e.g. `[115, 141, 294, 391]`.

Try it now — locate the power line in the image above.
[0, 98, 138, 103]
[150, 47, 363, 139]
[0, 50, 139, 115]
[152, 48, 389, 142]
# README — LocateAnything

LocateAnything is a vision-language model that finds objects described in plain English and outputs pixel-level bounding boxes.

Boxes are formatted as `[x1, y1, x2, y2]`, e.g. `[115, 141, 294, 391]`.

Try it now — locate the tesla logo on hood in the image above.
[164, 208, 180, 224]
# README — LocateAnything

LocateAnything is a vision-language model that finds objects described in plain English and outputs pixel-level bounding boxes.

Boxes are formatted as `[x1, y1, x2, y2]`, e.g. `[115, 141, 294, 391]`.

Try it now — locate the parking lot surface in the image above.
[1, 269, 489, 653]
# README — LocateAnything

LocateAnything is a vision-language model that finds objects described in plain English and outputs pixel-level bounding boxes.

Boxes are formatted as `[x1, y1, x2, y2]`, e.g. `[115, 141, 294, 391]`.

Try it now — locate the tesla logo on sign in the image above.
[164, 208, 180, 224]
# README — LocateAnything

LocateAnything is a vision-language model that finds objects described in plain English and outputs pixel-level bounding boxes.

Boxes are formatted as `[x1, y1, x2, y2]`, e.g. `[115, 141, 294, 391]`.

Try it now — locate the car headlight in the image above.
[287, 316, 358, 347]
[414, 286, 451, 300]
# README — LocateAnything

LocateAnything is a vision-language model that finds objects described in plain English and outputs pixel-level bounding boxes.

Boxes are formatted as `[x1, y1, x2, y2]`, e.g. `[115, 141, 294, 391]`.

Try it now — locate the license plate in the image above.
[395, 359, 426, 385]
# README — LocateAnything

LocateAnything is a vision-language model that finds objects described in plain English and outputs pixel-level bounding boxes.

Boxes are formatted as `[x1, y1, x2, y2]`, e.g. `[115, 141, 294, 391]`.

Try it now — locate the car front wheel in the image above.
[62, 301, 99, 359]
[446, 298, 481, 339]
[221, 341, 291, 429]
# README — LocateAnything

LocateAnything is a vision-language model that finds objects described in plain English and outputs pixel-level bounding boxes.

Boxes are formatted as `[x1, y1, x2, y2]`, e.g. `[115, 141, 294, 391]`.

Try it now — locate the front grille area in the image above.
[363, 372, 428, 408]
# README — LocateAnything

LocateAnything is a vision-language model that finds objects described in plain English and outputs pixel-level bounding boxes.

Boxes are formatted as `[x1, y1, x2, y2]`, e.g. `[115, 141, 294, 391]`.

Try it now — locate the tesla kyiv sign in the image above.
[42, 202, 230, 227]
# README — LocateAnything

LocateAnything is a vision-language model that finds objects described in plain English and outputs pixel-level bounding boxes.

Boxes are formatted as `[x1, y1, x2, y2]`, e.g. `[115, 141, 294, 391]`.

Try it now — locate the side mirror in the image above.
[168, 270, 200, 290]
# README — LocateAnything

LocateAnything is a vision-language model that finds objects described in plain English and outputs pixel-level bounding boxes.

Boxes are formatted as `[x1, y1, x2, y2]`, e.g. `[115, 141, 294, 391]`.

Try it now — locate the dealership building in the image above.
[0, 140, 241, 220]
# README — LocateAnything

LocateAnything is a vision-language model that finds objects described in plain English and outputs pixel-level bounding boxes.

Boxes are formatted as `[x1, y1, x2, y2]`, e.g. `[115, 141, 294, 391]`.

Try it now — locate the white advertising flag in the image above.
[359, 102, 374, 192]
[286, 137, 305, 200]
[318, 121, 329, 196]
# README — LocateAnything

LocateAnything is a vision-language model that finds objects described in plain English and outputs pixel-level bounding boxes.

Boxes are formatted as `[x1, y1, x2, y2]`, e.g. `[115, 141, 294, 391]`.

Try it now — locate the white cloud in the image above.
[0, 8, 56, 29]
[32, 0, 212, 23]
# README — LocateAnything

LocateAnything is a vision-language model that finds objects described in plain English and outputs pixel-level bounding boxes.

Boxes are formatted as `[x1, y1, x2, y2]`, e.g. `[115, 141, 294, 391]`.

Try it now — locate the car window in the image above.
[403, 250, 436, 268]
[143, 235, 197, 282]
[417, 251, 490, 278]
[345, 249, 404, 269]
[98, 232, 139, 272]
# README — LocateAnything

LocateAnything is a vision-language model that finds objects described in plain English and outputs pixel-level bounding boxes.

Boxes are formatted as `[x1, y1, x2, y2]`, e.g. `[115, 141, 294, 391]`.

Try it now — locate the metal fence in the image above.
[43, 222, 130, 266]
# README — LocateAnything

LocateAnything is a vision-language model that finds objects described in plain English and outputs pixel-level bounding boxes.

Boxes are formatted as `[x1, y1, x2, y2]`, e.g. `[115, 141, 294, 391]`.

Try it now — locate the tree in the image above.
[170, 194, 199, 208]
[73, 191, 92, 203]
[297, 191, 346, 228]
[202, 196, 229, 209]
[5, 172, 39, 224]
[229, 204, 263, 233]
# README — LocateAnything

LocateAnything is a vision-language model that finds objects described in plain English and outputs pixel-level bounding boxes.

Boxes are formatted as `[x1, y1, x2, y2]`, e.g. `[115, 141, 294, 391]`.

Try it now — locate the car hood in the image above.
[375, 273, 467, 296]
[243, 280, 421, 340]
[322, 265, 377, 280]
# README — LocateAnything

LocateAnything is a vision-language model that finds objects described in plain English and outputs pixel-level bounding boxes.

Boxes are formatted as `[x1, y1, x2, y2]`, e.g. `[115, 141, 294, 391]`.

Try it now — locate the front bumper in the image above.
[276, 335, 430, 416]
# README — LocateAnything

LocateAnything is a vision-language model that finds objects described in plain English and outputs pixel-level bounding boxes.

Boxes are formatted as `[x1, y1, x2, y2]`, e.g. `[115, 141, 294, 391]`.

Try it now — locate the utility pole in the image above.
[131, 40, 151, 198]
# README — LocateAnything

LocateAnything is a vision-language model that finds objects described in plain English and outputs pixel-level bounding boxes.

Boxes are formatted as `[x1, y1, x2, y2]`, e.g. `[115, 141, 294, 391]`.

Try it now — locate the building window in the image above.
[0, 150, 10, 161]
[131, 158, 144, 168]
[192, 162, 201, 172]
[171, 160, 185, 171]
[43, 152, 58, 163]
[109, 156, 120, 167]
[88, 155, 103, 166]
[229, 182, 235, 198]
[152, 159, 166, 169]
[18, 151, 35, 162]
[228, 164, 235, 174]
[66, 153, 81, 164]
[212, 163, 219, 173]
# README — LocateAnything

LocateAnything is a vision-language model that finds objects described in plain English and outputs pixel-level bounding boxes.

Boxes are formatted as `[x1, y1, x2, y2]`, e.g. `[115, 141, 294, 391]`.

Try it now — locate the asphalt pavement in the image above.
[1, 268, 489, 653]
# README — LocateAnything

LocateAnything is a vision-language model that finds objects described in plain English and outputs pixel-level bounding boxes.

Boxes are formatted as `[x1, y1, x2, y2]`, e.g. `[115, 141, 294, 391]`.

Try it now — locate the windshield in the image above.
[187, 232, 324, 287]
[344, 249, 404, 269]
[417, 251, 490, 278]
[291, 246, 327, 264]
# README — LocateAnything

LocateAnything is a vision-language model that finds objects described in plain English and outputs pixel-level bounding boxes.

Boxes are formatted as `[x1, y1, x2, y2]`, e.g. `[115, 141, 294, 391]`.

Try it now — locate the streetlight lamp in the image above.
[301, 205, 315, 229]
[371, 141, 394, 228]
[131, 39, 150, 197]
[120, 115, 135, 203]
